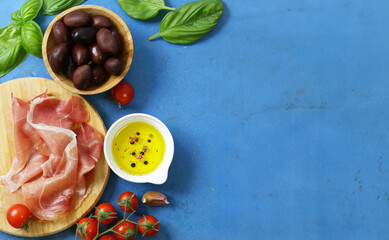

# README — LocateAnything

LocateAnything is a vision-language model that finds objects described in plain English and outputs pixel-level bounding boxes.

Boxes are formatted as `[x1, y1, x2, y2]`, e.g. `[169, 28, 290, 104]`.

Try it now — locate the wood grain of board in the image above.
[0, 78, 109, 237]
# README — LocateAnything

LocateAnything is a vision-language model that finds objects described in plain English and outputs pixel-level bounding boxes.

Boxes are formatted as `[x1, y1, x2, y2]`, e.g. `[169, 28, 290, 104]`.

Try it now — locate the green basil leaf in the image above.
[68, 0, 85, 9]
[21, 21, 43, 58]
[0, 24, 28, 77]
[43, 0, 85, 15]
[118, 0, 175, 20]
[20, 0, 43, 21]
[149, 0, 224, 44]
[11, 10, 23, 25]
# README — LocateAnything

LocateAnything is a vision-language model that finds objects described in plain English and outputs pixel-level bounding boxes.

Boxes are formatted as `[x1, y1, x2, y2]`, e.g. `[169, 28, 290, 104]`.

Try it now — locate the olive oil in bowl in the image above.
[111, 122, 165, 175]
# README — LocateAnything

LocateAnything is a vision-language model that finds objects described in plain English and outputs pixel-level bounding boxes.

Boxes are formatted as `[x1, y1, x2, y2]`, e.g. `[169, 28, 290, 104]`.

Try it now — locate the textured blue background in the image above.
[1, 0, 389, 239]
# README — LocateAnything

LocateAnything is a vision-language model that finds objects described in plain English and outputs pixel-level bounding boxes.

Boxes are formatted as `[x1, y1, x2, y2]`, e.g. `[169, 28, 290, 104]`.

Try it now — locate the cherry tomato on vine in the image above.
[113, 220, 137, 240]
[118, 192, 138, 212]
[138, 215, 160, 237]
[6, 204, 31, 229]
[95, 202, 117, 225]
[99, 235, 116, 240]
[111, 81, 134, 106]
[77, 217, 98, 240]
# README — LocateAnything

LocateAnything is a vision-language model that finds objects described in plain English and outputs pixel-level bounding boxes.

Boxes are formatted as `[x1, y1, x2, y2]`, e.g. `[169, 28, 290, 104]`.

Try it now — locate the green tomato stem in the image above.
[96, 214, 138, 237]
[93, 213, 102, 240]
[97, 218, 125, 237]
[92, 198, 138, 239]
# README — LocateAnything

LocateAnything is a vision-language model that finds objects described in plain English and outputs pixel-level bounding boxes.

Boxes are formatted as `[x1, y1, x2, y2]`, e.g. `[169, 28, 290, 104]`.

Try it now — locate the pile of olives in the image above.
[49, 11, 123, 90]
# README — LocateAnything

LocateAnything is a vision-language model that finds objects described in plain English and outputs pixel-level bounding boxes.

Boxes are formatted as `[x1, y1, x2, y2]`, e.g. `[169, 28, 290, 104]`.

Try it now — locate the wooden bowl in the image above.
[42, 5, 134, 95]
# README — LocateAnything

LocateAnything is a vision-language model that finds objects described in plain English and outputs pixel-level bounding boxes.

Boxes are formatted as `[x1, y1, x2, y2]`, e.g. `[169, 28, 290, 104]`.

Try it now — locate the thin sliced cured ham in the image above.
[60, 96, 89, 123]
[22, 122, 78, 219]
[2, 151, 47, 190]
[29, 96, 89, 130]
[74, 123, 104, 195]
[0, 93, 103, 220]
[1, 97, 34, 192]
[26, 96, 89, 157]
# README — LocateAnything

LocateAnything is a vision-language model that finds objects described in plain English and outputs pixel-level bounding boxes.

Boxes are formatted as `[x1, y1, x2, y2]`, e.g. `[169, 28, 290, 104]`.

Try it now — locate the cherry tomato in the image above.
[77, 217, 98, 240]
[138, 215, 160, 237]
[95, 202, 117, 225]
[111, 81, 134, 106]
[6, 204, 31, 229]
[118, 192, 138, 212]
[113, 220, 137, 240]
[99, 235, 116, 240]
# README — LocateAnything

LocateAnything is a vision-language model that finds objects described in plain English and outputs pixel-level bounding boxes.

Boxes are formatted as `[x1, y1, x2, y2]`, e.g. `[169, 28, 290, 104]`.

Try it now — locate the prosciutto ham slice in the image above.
[1, 151, 47, 193]
[74, 123, 104, 195]
[0, 93, 103, 220]
[1, 97, 35, 192]
[30, 96, 89, 129]
[22, 116, 78, 220]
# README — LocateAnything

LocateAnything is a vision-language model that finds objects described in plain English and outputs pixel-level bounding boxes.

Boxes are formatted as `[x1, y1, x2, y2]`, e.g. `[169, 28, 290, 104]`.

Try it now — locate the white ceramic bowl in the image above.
[104, 113, 174, 184]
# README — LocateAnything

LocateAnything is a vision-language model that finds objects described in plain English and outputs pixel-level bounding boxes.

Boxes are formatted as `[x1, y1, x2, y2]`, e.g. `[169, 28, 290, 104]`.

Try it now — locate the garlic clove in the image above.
[142, 191, 169, 206]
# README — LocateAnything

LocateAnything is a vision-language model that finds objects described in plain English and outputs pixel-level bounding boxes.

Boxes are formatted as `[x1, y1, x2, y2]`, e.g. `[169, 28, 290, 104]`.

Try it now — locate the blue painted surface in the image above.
[1, 0, 389, 239]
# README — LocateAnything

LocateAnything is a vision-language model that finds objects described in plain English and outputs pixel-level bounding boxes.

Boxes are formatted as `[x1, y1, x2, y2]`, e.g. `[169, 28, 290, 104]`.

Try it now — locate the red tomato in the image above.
[99, 235, 116, 240]
[95, 202, 117, 225]
[118, 192, 138, 212]
[113, 220, 137, 240]
[111, 81, 134, 106]
[6, 204, 32, 229]
[138, 215, 160, 237]
[77, 217, 98, 240]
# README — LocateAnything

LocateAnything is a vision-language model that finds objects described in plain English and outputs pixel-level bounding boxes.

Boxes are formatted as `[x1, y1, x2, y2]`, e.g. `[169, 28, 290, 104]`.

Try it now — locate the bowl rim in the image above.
[42, 5, 134, 95]
[104, 113, 174, 184]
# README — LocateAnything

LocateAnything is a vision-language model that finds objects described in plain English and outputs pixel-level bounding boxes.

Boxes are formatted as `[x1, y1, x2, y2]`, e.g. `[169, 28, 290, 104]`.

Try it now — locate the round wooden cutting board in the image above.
[0, 78, 109, 237]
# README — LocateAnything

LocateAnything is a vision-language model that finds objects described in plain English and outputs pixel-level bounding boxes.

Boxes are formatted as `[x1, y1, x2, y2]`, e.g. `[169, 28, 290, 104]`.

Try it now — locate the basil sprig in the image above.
[21, 21, 43, 57]
[20, 0, 43, 21]
[43, 0, 85, 15]
[0, 0, 84, 77]
[11, 11, 23, 25]
[0, 24, 28, 77]
[118, 0, 224, 44]
[0, 0, 43, 77]
[118, 0, 175, 20]
[149, 0, 223, 44]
